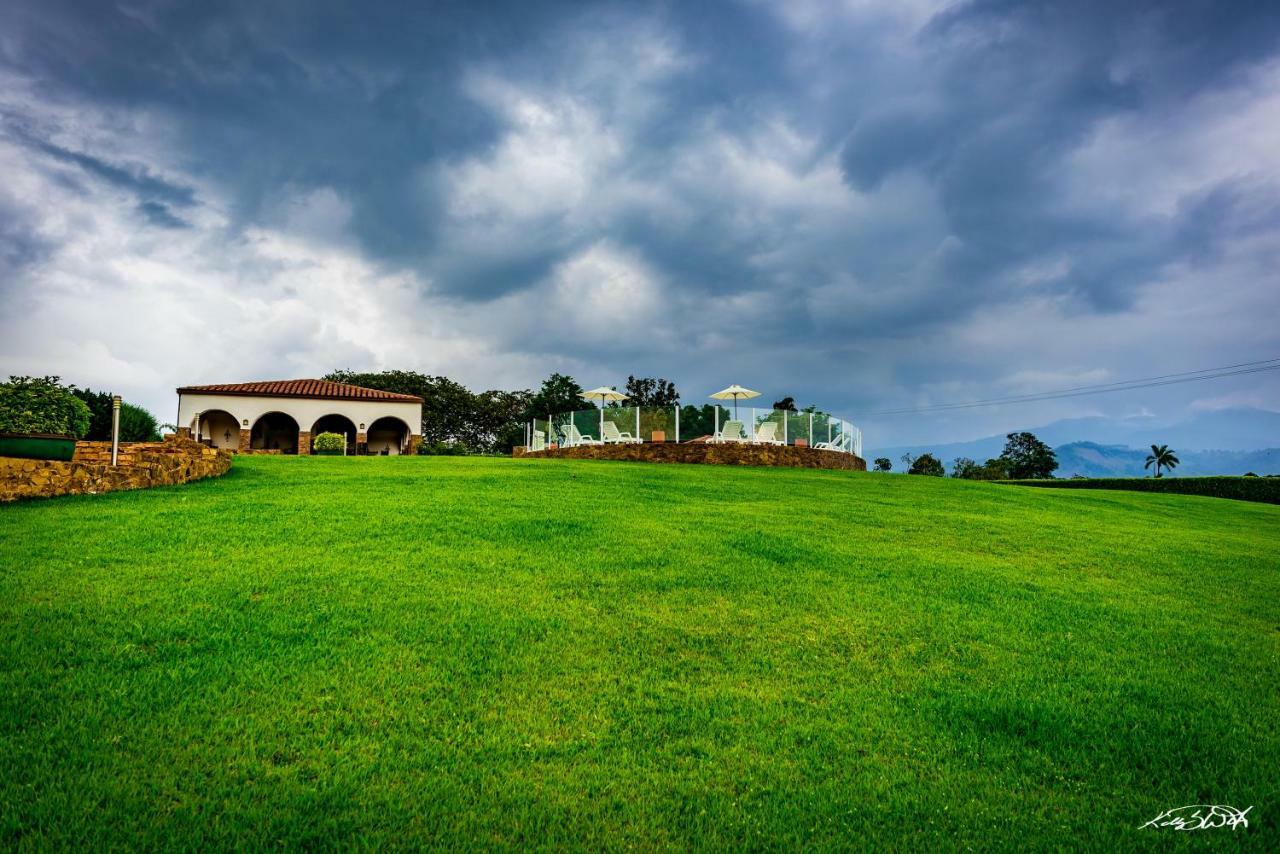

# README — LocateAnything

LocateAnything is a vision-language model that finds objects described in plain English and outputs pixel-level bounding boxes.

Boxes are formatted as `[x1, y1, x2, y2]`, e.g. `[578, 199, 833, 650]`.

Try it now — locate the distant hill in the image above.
[1053, 443, 1280, 478]
[868, 406, 1280, 477]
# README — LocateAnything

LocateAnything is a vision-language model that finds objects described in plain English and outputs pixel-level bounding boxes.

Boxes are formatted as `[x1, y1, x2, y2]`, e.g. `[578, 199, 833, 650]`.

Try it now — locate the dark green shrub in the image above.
[1001, 476, 1280, 505]
[312, 432, 346, 452]
[0, 376, 92, 438]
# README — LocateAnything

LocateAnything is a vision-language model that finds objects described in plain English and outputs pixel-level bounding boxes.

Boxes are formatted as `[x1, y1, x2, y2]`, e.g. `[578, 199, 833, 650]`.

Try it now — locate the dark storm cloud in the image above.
[1, 0, 1278, 435]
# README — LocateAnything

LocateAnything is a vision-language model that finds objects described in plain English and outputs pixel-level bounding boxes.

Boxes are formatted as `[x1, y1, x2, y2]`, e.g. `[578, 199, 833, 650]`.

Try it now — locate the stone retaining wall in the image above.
[0, 436, 232, 503]
[516, 442, 866, 471]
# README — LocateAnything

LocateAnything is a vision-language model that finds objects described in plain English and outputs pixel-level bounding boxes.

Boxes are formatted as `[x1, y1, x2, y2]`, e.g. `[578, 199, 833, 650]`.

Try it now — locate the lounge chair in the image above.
[751, 421, 784, 445]
[601, 421, 642, 444]
[814, 432, 850, 452]
[710, 420, 746, 443]
[561, 424, 602, 447]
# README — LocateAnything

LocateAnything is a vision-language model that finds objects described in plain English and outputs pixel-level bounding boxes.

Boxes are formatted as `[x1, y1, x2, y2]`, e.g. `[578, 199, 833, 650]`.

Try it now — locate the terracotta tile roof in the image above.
[176, 379, 423, 403]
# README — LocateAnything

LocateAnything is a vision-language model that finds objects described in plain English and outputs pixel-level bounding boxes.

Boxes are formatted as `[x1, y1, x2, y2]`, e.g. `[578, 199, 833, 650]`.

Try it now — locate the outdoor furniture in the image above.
[710, 420, 746, 443]
[751, 421, 784, 445]
[814, 433, 849, 452]
[601, 421, 641, 444]
[561, 424, 603, 447]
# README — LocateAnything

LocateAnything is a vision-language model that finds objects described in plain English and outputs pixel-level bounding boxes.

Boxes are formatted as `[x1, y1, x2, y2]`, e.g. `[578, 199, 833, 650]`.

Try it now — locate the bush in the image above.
[1001, 476, 1280, 505]
[312, 432, 346, 452]
[72, 388, 162, 441]
[0, 376, 92, 438]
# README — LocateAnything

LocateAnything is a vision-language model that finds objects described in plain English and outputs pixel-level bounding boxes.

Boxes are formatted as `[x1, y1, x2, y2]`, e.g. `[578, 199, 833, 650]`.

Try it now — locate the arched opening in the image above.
[367, 416, 411, 456]
[251, 412, 300, 454]
[197, 409, 240, 450]
[311, 414, 358, 455]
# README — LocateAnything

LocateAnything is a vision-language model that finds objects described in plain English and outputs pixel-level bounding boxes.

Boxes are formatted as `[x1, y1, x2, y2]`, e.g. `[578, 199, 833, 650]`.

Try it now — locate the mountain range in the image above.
[869, 407, 1280, 477]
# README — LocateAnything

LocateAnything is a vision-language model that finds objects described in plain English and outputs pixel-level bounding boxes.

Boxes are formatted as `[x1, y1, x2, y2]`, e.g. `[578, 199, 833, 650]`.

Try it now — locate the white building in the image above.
[176, 379, 422, 455]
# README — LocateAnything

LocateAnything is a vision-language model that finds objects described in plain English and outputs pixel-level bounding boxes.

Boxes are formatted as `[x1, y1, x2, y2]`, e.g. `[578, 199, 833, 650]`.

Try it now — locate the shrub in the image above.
[312, 432, 346, 452]
[0, 376, 92, 438]
[72, 388, 162, 442]
[873, 457, 892, 472]
[1001, 476, 1280, 505]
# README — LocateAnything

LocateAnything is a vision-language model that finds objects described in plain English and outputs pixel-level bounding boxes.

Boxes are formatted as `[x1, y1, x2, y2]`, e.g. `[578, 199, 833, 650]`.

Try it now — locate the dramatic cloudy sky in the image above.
[1, 0, 1278, 445]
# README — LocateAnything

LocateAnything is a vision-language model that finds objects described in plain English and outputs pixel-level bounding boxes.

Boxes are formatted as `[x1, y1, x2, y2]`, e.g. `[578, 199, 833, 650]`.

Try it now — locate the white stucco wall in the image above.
[179, 393, 420, 442]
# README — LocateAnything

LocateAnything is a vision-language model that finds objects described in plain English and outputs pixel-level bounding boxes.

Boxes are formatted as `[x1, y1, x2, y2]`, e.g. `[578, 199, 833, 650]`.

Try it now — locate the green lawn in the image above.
[1, 456, 1277, 849]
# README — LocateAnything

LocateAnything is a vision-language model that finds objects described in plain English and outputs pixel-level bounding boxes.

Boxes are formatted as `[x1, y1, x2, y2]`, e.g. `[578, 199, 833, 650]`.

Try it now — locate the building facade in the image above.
[176, 379, 422, 455]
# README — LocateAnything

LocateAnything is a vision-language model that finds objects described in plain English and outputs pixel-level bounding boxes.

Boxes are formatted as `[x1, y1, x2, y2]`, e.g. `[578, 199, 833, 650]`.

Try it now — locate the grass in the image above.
[1, 455, 1277, 849]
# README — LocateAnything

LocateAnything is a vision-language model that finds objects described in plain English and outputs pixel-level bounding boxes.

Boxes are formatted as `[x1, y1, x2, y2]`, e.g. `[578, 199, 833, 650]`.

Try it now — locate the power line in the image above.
[868, 358, 1280, 416]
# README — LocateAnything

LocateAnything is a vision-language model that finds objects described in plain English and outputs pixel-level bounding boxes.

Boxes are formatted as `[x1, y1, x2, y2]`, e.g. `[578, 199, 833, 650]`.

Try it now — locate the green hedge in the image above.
[1001, 476, 1280, 505]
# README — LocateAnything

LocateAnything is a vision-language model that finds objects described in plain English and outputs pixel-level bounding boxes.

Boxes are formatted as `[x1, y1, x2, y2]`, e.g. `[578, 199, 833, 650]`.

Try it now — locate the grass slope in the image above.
[1, 456, 1277, 849]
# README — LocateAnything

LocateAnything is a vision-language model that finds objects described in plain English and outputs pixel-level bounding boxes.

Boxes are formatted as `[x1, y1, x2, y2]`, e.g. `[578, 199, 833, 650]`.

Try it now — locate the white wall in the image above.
[179, 393, 421, 443]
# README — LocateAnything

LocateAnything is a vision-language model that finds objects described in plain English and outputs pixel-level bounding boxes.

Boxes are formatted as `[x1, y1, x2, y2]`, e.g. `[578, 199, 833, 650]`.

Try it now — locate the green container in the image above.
[0, 432, 77, 461]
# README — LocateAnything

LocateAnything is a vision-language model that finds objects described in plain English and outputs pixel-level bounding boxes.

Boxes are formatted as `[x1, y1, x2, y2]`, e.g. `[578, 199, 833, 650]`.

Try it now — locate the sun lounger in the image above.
[710, 420, 746, 443]
[601, 421, 642, 444]
[751, 421, 784, 445]
[561, 423, 602, 447]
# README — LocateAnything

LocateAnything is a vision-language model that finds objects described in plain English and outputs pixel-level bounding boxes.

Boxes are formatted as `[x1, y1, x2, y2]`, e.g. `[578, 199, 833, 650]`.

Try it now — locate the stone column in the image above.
[238, 428, 252, 452]
[176, 427, 192, 438]
[356, 432, 368, 455]
[298, 431, 311, 455]
[407, 434, 422, 455]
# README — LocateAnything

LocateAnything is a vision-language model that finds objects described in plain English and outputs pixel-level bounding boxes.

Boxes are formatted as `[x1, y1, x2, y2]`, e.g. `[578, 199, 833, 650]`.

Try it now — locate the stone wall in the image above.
[0, 436, 232, 503]
[517, 442, 866, 471]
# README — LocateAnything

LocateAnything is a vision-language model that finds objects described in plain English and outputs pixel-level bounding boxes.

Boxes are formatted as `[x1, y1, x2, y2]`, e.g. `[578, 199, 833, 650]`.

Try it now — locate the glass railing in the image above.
[525, 405, 862, 457]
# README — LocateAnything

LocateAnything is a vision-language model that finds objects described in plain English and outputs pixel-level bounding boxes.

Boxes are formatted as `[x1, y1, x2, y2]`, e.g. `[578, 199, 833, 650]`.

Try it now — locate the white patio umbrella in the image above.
[580, 386, 629, 438]
[709, 384, 761, 420]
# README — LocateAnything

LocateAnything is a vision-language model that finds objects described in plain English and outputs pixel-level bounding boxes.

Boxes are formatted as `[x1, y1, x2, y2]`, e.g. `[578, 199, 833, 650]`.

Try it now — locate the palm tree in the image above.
[1145, 444, 1179, 478]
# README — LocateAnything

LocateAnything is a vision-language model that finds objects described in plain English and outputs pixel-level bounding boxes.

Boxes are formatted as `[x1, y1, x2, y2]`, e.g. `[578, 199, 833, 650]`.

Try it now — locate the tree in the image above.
[1000, 431, 1058, 479]
[873, 457, 892, 472]
[908, 453, 945, 476]
[72, 388, 161, 441]
[772, 397, 798, 412]
[900, 452, 915, 470]
[523, 373, 585, 420]
[72, 388, 114, 440]
[678, 404, 730, 440]
[1145, 444, 1180, 478]
[623, 376, 679, 407]
[951, 457, 981, 479]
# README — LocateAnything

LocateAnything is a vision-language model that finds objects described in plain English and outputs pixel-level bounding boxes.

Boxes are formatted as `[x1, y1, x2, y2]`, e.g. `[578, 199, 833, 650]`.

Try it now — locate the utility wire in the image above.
[868, 358, 1280, 416]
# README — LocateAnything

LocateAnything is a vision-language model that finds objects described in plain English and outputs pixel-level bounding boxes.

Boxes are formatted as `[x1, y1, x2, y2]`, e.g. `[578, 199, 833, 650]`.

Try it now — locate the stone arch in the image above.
[367, 415, 412, 455]
[197, 409, 240, 450]
[250, 411, 300, 454]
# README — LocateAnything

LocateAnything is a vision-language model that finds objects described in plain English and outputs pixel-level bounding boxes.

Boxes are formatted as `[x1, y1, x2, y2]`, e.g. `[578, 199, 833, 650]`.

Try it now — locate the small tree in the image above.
[873, 457, 892, 472]
[951, 457, 981, 479]
[1144, 444, 1179, 478]
[1000, 431, 1058, 479]
[312, 432, 346, 452]
[772, 397, 798, 413]
[908, 453, 945, 476]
